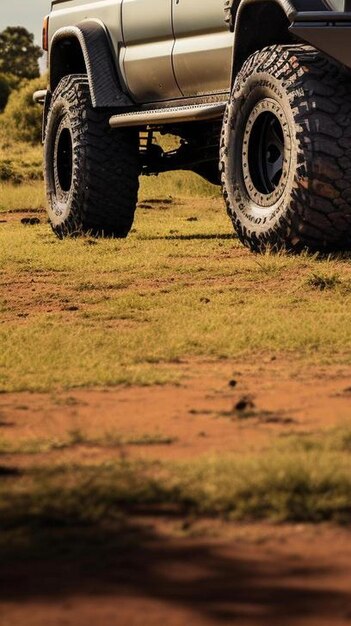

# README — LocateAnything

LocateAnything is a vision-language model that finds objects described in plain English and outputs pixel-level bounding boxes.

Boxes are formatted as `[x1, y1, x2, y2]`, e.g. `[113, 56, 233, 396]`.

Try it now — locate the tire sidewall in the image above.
[44, 81, 87, 235]
[223, 70, 299, 241]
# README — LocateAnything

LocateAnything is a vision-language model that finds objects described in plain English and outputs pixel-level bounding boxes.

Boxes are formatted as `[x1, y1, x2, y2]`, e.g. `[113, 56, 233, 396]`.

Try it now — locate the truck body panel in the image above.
[46, 0, 351, 106]
[49, 0, 123, 60]
[172, 0, 233, 96]
[121, 0, 182, 102]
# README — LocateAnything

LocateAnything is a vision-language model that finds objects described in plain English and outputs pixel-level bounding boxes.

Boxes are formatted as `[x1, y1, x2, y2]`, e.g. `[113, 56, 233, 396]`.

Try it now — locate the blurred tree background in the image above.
[0, 26, 43, 114]
[0, 26, 45, 183]
[0, 26, 42, 80]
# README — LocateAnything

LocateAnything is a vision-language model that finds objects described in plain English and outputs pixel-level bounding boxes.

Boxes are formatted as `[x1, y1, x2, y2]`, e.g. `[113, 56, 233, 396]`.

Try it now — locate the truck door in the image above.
[121, 0, 182, 103]
[172, 0, 233, 97]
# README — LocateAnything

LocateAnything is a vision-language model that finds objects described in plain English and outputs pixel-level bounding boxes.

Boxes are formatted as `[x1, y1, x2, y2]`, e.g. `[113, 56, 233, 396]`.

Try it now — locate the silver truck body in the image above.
[37, 0, 351, 252]
[49, 0, 233, 103]
[46, 0, 351, 114]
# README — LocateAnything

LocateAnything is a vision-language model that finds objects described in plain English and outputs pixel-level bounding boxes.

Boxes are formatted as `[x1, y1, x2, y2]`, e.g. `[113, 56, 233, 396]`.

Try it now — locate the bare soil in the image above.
[1, 358, 351, 463]
[2, 203, 351, 623]
[2, 360, 351, 625]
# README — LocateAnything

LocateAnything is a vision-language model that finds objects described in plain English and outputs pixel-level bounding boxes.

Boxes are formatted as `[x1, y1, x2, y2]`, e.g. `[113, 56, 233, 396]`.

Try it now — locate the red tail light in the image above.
[42, 15, 49, 51]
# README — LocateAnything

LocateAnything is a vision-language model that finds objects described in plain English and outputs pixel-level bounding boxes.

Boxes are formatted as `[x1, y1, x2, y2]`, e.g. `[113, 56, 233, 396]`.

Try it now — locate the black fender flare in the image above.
[49, 19, 133, 108]
[226, 0, 333, 29]
[229, 0, 333, 81]
[225, 0, 296, 29]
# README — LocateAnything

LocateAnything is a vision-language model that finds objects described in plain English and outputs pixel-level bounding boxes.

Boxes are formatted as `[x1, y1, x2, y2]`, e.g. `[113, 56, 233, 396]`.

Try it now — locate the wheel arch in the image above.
[49, 20, 133, 108]
[231, 0, 331, 81]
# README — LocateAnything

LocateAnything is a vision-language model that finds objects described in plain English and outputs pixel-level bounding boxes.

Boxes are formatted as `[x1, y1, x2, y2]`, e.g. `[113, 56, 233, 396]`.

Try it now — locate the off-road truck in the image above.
[35, 0, 351, 252]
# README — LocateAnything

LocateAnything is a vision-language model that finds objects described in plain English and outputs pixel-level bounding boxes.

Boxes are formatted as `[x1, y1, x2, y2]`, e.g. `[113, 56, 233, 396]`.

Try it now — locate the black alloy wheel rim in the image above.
[248, 111, 284, 194]
[241, 99, 289, 207]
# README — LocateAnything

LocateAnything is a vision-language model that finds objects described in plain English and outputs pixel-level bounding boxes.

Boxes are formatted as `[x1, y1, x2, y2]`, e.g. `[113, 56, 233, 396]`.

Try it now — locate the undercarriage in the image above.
[139, 122, 222, 185]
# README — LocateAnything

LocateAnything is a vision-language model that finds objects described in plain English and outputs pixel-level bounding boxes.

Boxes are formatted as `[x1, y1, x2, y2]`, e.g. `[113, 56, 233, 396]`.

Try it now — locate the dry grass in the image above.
[0, 130, 43, 185]
[0, 181, 45, 211]
[0, 171, 217, 214]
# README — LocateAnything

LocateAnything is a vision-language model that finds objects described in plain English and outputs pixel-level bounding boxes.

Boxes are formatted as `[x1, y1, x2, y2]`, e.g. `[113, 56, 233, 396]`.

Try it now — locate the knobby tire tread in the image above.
[220, 45, 351, 252]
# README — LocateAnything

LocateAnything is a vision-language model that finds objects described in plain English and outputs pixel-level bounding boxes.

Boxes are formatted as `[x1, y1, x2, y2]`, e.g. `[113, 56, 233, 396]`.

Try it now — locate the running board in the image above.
[33, 89, 47, 104]
[109, 102, 226, 128]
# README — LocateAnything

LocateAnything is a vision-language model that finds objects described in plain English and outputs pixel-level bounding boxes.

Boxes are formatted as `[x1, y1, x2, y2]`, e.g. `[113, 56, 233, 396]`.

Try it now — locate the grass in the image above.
[0, 172, 217, 214]
[0, 181, 45, 211]
[0, 136, 43, 185]
[2, 191, 351, 391]
[0, 167, 220, 213]
[306, 271, 342, 291]
[2, 428, 351, 533]
[140, 170, 218, 198]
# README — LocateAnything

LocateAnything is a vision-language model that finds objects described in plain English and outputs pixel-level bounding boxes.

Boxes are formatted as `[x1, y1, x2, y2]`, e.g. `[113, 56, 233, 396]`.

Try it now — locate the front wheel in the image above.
[44, 74, 140, 238]
[220, 45, 351, 252]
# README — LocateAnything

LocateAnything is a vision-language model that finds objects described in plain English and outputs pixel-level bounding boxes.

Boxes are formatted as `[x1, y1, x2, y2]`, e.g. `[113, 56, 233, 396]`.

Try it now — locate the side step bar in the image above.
[109, 102, 226, 128]
[33, 89, 47, 104]
[33, 90, 226, 126]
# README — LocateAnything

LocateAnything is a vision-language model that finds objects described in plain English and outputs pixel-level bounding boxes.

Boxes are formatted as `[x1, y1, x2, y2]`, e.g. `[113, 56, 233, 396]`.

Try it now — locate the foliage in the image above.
[0, 75, 10, 113]
[0, 76, 45, 184]
[0, 157, 43, 185]
[0, 27, 42, 80]
[0, 72, 23, 113]
[0, 76, 46, 144]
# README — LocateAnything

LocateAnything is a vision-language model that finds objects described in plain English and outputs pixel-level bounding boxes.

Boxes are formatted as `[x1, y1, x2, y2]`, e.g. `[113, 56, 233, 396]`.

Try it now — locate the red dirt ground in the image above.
[2, 360, 351, 625]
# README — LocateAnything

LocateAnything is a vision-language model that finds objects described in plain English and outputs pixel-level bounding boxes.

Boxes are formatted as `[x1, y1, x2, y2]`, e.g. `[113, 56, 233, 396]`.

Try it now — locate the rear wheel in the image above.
[220, 45, 351, 252]
[44, 74, 140, 238]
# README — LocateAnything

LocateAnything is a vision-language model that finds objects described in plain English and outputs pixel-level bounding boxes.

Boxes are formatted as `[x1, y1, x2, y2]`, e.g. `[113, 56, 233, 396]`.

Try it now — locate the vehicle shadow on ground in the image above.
[1, 505, 350, 625]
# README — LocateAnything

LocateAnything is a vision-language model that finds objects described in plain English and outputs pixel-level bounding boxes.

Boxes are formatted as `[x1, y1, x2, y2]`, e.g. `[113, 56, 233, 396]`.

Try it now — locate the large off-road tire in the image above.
[220, 45, 351, 252]
[44, 74, 140, 238]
